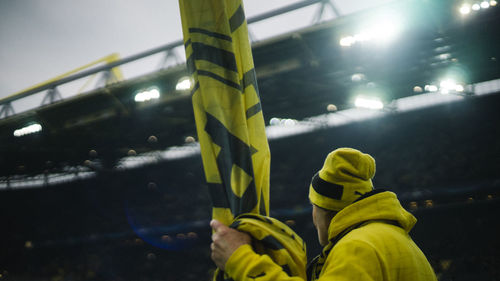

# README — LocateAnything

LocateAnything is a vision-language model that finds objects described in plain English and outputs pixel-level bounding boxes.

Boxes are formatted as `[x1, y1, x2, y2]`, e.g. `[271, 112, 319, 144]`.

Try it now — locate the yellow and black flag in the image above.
[179, 0, 270, 226]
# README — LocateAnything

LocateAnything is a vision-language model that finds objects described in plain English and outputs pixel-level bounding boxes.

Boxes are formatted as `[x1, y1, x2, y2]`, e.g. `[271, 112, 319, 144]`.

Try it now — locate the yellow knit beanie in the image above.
[309, 148, 376, 211]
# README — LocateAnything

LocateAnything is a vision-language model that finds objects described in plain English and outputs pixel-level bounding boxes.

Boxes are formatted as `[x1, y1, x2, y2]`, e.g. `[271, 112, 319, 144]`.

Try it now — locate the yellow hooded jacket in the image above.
[225, 191, 437, 281]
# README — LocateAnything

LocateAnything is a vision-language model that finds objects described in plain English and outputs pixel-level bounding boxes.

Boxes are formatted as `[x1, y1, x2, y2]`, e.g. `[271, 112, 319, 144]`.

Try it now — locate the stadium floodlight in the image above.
[327, 104, 338, 112]
[438, 53, 452, 60]
[480, 1, 490, 8]
[460, 4, 471, 14]
[134, 87, 160, 102]
[176, 76, 194, 91]
[354, 96, 384, 110]
[339, 16, 401, 47]
[339, 36, 355, 47]
[282, 119, 298, 126]
[425, 85, 439, 92]
[472, 3, 481, 10]
[438, 79, 466, 94]
[268, 117, 298, 126]
[440, 79, 457, 90]
[269, 117, 281, 126]
[413, 86, 424, 93]
[351, 73, 366, 82]
[14, 123, 42, 137]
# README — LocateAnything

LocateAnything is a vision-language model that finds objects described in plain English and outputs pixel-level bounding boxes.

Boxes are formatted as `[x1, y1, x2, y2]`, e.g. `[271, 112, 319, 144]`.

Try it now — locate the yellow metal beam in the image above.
[1, 53, 123, 103]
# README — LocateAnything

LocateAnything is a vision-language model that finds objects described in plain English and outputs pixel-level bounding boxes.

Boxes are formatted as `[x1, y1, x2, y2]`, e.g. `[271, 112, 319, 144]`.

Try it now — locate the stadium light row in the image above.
[13, 123, 42, 137]
[12, 76, 194, 137]
[339, 0, 498, 48]
[460, 0, 497, 15]
[134, 76, 193, 103]
[12, 75, 466, 137]
[416, 79, 466, 95]
[134, 87, 160, 102]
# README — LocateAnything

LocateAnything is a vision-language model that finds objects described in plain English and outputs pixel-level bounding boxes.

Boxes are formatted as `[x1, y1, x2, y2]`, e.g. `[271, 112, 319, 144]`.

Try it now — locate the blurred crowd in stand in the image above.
[1, 93, 499, 280]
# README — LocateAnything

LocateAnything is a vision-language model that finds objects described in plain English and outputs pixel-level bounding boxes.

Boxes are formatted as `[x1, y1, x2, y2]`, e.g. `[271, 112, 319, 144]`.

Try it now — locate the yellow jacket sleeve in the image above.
[320, 240, 381, 281]
[225, 245, 305, 281]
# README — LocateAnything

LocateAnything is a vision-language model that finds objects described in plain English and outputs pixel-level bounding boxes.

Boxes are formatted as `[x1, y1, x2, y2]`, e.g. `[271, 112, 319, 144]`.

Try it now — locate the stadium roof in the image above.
[0, 0, 499, 180]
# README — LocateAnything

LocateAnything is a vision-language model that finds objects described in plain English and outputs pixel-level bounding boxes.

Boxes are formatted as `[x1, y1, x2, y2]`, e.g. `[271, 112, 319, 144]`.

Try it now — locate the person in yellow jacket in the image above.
[211, 148, 437, 281]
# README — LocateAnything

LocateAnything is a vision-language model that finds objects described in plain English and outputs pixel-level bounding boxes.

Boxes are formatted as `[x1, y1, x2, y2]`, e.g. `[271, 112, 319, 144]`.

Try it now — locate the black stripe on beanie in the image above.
[311, 172, 343, 200]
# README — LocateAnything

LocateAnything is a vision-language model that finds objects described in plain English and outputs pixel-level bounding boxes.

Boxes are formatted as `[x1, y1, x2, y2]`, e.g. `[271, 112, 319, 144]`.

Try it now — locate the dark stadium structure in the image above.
[1, 0, 500, 280]
[1, 0, 499, 178]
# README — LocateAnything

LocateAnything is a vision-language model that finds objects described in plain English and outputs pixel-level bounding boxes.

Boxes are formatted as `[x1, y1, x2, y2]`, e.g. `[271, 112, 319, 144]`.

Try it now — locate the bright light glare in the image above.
[440, 79, 456, 90]
[460, 4, 471, 14]
[354, 97, 384, 110]
[371, 21, 400, 43]
[438, 53, 452, 60]
[413, 86, 423, 93]
[491, 0, 498, 6]
[339, 16, 401, 47]
[354, 33, 370, 42]
[472, 3, 481, 10]
[135, 87, 160, 102]
[282, 119, 298, 126]
[269, 117, 281, 126]
[425, 85, 439, 92]
[481, 1, 490, 8]
[14, 123, 42, 137]
[269, 117, 298, 126]
[176, 77, 193, 91]
[439, 79, 465, 94]
[339, 36, 355, 47]
[351, 73, 365, 82]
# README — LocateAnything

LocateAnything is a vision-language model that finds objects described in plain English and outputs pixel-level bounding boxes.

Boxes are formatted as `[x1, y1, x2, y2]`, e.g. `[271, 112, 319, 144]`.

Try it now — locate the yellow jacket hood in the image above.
[328, 190, 416, 240]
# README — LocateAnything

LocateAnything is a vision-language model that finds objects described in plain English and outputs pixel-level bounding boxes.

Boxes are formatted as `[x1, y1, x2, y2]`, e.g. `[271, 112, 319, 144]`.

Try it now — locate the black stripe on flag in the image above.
[184, 38, 192, 49]
[190, 81, 200, 96]
[241, 68, 259, 92]
[229, 5, 246, 33]
[189, 27, 232, 42]
[259, 235, 284, 250]
[205, 112, 258, 215]
[197, 70, 241, 91]
[246, 103, 262, 119]
[186, 55, 196, 74]
[208, 183, 230, 208]
[191, 42, 238, 72]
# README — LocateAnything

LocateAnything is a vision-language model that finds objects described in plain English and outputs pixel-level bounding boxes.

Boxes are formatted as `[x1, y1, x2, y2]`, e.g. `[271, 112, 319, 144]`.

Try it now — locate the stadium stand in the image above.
[0, 91, 499, 280]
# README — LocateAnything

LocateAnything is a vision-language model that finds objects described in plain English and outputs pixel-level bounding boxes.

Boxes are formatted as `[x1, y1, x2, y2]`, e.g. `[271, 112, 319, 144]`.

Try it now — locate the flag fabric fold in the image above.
[179, 0, 271, 226]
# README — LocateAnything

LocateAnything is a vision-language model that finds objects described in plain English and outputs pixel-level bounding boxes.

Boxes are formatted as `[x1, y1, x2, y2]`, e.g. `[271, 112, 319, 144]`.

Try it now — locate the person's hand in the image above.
[210, 219, 251, 270]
